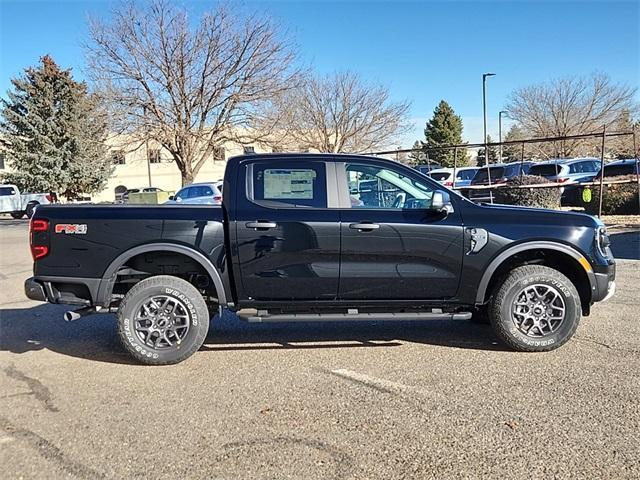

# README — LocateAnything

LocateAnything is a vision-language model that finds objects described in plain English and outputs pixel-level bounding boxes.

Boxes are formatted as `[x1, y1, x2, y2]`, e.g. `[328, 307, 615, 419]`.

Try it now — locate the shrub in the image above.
[582, 175, 639, 215]
[493, 175, 561, 209]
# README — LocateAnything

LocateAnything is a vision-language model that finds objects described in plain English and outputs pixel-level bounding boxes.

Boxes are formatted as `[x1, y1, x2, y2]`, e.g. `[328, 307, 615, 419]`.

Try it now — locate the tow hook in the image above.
[64, 306, 101, 322]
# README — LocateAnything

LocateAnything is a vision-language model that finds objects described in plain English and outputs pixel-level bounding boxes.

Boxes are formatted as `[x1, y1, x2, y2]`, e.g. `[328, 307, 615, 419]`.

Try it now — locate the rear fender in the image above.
[97, 243, 227, 306]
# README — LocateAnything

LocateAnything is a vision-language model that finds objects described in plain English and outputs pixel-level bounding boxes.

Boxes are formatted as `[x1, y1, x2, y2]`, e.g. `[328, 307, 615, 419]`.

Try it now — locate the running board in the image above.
[237, 309, 472, 323]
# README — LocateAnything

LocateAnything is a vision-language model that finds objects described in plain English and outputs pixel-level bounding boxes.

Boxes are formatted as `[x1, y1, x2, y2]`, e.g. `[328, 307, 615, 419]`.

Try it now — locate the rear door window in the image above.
[529, 164, 561, 177]
[249, 161, 327, 208]
[0, 186, 17, 196]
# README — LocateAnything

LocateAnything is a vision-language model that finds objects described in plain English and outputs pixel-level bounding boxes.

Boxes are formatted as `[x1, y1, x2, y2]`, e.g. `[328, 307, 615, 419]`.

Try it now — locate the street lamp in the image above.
[499, 110, 508, 161]
[482, 73, 496, 202]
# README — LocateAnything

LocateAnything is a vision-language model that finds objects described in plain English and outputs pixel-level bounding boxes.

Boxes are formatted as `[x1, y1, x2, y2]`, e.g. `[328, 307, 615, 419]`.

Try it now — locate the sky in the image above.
[1, 0, 638, 147]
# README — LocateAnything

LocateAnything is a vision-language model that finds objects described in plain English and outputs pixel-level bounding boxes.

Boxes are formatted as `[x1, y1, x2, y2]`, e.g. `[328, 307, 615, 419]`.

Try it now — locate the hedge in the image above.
[582, 175, 640, 215]
[493, 175, 561, 209]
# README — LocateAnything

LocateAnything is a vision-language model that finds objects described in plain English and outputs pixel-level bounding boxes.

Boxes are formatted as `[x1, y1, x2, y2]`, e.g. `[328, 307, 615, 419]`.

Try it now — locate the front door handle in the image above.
[349, 222, 380, 231]
[245, 221, 277, 230]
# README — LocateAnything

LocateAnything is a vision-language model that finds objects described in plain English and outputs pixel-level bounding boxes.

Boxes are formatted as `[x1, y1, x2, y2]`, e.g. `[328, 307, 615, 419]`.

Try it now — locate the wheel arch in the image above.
[475, 241, 596, 312]
[98, 243, 227, 306]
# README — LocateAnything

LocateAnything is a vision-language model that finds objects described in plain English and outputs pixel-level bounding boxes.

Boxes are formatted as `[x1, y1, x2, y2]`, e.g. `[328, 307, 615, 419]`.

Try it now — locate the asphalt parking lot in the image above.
[1, 218, 639, 479]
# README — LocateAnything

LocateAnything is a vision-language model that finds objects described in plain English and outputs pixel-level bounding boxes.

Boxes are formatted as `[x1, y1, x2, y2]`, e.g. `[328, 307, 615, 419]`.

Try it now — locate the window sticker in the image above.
[263, 169, 316, 200]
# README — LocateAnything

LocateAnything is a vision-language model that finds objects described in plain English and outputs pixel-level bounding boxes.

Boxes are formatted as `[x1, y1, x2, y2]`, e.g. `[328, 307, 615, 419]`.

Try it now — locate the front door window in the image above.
[345, 163, 435, 209]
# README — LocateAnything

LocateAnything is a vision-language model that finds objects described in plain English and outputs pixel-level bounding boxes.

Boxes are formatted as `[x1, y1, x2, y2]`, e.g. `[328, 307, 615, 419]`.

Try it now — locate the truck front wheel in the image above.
[117, 275, 210, 365]
[489, 265, 581, 352]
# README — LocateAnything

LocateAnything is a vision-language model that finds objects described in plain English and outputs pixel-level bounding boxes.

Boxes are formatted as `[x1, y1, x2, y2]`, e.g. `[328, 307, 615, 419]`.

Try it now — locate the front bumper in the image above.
[592, 263, 616, 303]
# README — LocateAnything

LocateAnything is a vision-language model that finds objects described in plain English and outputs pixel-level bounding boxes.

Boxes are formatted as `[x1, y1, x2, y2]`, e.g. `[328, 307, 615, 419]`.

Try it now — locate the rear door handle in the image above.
[349, 222, 380, 231]
[245, 221, 277, 230]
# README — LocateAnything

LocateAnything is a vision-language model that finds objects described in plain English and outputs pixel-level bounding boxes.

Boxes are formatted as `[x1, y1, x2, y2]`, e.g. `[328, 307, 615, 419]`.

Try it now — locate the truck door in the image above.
[232, 158, 341, 302]
[337, 161, 464, 300]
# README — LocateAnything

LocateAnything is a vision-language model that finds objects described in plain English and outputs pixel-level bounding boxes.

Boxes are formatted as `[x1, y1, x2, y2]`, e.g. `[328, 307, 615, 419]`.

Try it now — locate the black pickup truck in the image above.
[25, 153, 616, 364]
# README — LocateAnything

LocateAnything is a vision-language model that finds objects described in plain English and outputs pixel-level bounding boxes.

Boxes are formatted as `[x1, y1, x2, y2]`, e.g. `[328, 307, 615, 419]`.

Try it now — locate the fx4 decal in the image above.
[55, 224, 88, 235]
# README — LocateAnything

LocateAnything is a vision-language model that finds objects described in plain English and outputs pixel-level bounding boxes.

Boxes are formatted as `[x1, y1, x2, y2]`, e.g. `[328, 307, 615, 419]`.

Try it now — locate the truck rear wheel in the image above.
[489, 265, 581, 352]
[10, 212, 24, 219]
[117, 275, 210, 365]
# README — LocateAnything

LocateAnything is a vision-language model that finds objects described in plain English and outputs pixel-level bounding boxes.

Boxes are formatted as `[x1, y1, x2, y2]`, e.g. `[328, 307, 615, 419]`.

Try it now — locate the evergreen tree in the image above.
[610, 110, 639, 159]
[0, 55, 112, 198]
[502, 124, 526, 161]
[477, 135, 499, 166]
[423, 100, 469, 167]
[407, 140, 426, 166]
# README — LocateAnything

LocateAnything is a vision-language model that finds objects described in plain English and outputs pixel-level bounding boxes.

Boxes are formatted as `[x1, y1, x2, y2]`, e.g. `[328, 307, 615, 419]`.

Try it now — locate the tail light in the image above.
[45, 194, 53, 202]
[29, 218, 50, 260]
[557, 178, 569, 183]
[213, 195, 222, 202]
[444, 181, 453, 187]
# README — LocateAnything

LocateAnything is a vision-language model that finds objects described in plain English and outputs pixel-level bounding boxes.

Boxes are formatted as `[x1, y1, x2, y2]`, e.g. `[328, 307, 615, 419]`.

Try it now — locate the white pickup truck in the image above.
[0, 184, 53, 218]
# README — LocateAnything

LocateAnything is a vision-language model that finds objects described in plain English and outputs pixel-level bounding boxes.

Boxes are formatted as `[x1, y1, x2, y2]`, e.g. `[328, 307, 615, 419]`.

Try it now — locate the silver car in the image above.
[165, 182, 223, 205]
[527, 158, 600, 184]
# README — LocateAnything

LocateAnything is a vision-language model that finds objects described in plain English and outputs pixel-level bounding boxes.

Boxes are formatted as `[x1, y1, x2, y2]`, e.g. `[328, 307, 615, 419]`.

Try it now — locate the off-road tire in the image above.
[489, 265, 581, 352]
[10, 212, 24, 219]
[117, 275, 210, 365]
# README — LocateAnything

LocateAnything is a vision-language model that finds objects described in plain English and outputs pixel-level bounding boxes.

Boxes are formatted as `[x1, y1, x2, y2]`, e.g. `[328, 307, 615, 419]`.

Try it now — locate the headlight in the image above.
[596, 226, 611, 257]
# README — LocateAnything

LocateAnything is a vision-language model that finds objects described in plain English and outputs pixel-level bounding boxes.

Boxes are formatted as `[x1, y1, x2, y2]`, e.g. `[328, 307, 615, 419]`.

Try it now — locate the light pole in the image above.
[499, 110, 508, 161]
[482, 73, 496, 201]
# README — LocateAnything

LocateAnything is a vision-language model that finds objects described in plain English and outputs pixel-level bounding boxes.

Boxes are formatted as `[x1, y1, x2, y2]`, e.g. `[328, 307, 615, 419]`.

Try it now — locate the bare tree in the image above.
[86, 0, 299, 185]
[505, 73, 638, 157]
[257, 71, 410, 153]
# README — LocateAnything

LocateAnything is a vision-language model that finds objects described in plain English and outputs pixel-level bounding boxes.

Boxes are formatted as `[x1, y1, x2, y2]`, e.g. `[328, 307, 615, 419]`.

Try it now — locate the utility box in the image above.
[128, 191, 174, 204]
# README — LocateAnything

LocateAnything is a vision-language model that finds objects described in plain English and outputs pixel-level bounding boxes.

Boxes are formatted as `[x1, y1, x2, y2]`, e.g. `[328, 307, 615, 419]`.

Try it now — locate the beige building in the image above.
[97, 136, 278, 203]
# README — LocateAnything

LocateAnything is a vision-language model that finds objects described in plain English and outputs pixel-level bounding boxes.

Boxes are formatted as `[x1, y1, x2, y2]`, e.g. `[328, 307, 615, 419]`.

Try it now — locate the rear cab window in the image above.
[0, 186, 17, 196]
[248, 160, 327, 208]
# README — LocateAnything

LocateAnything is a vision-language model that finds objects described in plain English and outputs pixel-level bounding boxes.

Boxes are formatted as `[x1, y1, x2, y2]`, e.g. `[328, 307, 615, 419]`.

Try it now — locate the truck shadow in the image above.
[0, 305, 504, 364]
[609, 230, 640, 260]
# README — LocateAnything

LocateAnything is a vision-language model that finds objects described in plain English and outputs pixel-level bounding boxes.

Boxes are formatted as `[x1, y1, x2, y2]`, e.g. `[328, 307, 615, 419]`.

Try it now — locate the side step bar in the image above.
[237, 309, 472, 323]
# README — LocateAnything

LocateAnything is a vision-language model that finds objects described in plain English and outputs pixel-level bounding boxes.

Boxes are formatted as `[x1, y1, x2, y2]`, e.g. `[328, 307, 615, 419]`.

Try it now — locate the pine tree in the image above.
[423, 100, 469, 167]
[477, 135, 499, 166]
[407, 140, 425, 166]
[0, 55, 112, 199]
[502, 124, 526, 161]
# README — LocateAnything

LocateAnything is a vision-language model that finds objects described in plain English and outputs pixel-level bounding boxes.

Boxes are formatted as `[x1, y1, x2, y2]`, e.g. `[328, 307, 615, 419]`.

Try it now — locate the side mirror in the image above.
[168, 195, 175, 201]
[432, 191, 454, 214]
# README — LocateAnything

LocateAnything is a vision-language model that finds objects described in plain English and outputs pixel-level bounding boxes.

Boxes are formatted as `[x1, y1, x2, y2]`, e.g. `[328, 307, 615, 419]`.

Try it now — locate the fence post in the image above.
[453, 147, 458, 189]
[634, 126, 640, 214]
[520, 142, 525, 178]
[598, 127, 606, 218]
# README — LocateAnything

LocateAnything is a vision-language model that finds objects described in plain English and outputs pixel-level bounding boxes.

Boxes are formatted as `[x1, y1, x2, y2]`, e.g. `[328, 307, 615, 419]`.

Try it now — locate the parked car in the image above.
[25, 153, 615, 365]
[466, 162, 533, 203]
[165, 182, 223, 205]
[528, 158, 600, 184]
[0, 184, 53, 218]
[414, 163, 442, 175]
[593, 158, 639, 179]
[428, 167, 479, 188]
[528, 158, 601, 205]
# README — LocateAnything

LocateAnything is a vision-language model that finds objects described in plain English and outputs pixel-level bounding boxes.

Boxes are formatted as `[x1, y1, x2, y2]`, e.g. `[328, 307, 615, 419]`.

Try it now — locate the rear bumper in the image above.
[24, 276, 98, 306]
[25, 277, 47, 302]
